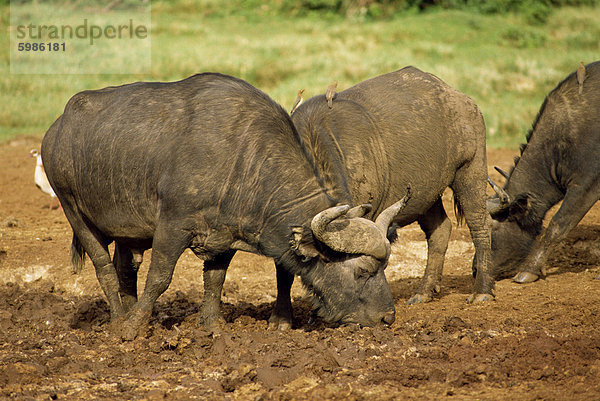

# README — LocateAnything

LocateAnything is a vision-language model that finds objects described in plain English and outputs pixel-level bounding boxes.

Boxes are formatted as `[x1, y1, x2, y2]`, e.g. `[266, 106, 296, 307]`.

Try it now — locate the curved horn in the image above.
[494, 166, 510, 180]
[375, 186, 412, 233]
[310, 204, 350, 240]
[346, 204, 372, 219]
[311, 205, 388, 261]
[487, 177, 510, 204]
[486, 197, 504, 215]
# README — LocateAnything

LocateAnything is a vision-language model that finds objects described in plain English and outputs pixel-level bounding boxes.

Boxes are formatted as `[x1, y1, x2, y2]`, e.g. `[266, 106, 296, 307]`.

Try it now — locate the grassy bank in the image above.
[1, 4, 598, 147]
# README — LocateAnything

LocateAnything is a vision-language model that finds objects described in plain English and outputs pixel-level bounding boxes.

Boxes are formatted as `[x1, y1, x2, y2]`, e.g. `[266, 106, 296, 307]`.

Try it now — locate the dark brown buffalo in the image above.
[286, 66, 494, 313]
[487, 61, 600, 282]
[41, 73, 410, 339]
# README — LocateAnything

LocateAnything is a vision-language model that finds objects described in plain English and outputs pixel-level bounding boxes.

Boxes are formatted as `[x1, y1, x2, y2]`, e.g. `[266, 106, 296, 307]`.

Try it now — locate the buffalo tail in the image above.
[70, 233, 85, 274]
[453, 191, 465, 226]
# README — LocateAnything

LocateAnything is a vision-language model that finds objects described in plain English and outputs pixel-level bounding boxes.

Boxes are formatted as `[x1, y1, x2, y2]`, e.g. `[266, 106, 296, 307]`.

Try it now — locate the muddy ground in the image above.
[1, 137, 599, 400]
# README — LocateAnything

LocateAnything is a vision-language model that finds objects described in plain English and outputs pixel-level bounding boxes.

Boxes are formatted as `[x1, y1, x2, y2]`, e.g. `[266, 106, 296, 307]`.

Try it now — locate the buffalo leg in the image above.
[119, 221, 191, 340]
[408, 198, 452, 304]
[61, 204, 125, 320]
[452, 153, 494, 303]
[515, 181, 600, 283]
[197, 251, 235, 330]
[269, 264, 294, 330]
[113, 243, 140, 313]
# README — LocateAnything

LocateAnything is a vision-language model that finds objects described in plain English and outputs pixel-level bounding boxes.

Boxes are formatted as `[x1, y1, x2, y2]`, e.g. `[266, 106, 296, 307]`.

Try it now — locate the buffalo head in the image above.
[485, 175, 542, 280]
[290, 190, 411, 327]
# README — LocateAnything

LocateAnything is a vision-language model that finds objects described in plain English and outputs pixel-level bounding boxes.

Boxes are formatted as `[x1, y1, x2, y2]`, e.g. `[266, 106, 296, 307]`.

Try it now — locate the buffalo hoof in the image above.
[112, 307, 153, 341]
[268, 315, 292, 331]
[466, 293, 494, 304]
[121, 323, 145, 341]
[407, 293, 432, 305]
[113, 318, 148, 341]
[513, 271, 539, 284]
[196, 313, 225, 333]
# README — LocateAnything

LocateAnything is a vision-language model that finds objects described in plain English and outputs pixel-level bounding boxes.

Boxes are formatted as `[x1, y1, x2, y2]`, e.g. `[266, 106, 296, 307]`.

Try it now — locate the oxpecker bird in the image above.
[290, 89, 305, 115]
[325, 81, 337, 108]
[577, 61, 586, 95]
[30, 149, 59, 209]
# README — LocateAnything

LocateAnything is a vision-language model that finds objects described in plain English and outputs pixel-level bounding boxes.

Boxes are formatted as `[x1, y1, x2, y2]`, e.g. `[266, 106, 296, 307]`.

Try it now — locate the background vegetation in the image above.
[0, 0, 598, 147]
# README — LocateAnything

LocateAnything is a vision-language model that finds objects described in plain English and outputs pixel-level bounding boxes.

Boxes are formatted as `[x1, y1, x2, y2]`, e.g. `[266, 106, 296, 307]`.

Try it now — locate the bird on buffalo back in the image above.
[577, 61, 586, 95]
[325, 81, 337, 108]
[290, 89, 305, 115]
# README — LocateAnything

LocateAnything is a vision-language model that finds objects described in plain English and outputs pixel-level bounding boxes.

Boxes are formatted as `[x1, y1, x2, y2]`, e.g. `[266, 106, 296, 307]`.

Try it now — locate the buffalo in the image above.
[289, 66, 494, 309]
[487, 61, 600, 282]
[41, 73, 410, 339]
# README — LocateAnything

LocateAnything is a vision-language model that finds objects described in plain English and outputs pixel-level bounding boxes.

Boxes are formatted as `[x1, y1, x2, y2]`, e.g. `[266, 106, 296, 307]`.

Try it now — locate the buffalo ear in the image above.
[489, 193, 535, 225]
[290, 226, 320, 261]
[508, 193, 532, 222]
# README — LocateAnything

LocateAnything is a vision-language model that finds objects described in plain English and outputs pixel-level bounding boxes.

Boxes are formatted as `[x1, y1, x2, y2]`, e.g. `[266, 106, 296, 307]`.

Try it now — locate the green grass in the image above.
[1, 4, 599, 147]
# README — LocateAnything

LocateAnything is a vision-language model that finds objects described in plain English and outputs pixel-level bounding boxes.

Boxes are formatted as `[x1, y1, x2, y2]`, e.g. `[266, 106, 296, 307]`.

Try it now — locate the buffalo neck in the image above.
[207, 123, 348, 263]
[250, 164, 343, 263]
